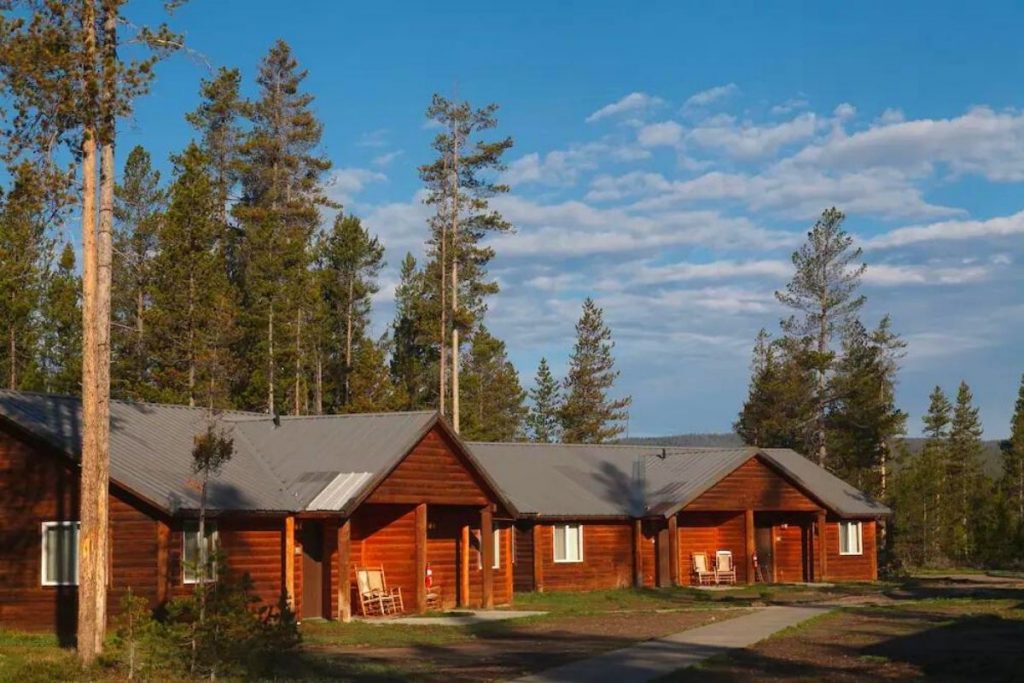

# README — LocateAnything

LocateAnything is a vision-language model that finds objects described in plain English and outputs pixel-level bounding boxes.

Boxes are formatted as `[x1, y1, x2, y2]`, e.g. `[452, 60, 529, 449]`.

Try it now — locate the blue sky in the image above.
[116, 1, 1024, 438]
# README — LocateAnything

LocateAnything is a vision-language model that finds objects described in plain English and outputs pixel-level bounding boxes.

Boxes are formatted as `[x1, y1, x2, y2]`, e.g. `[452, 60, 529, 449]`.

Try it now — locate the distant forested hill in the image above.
[619, 434, 1006, 477]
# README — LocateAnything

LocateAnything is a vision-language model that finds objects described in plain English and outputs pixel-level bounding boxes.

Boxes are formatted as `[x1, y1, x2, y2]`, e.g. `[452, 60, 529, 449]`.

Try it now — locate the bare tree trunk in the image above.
[816, 296, 828, 466]
[450, 126, 460, 432]
[8, 326, 15, 390]
[439, 224, 447, 417]
[187, 271, 195, 407]
[314, 350, 323, 415]
[294, 309, 302, 415]
[78, 0, 106, 662]
[136, 285, 144, 379]
[344, 276, 353, 406]
[268, 307, 275, 414]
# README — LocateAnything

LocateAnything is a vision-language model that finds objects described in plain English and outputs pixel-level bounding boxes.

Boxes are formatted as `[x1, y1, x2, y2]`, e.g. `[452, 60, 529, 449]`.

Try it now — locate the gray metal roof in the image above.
[760, 449, 891, 518]
[227, 411, 438, 512]
[0, 391, 889, 519]
[0, 391, 293, 512]
[0, 391, 440, 515]
[467, 441, 891, 519]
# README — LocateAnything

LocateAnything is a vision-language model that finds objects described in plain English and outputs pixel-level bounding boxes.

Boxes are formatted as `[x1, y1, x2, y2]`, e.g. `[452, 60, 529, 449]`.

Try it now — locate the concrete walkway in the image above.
[360, 609, 546, 626]
[512, 605, 829, 683]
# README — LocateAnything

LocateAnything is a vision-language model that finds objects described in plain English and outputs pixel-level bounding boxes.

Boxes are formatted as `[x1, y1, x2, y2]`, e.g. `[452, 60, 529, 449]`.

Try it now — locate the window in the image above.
[493, 529, 501, 569]
[553, 524, 583, 563]
[838, 521, 863, 556]
[41, 522, 79, 586]
[183, 521, 219, 583]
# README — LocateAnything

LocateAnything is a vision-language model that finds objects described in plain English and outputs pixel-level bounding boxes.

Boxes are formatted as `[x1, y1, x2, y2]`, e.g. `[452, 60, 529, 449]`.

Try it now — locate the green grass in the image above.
[0, 631, 104, 683]
[302, 620, 478, 647]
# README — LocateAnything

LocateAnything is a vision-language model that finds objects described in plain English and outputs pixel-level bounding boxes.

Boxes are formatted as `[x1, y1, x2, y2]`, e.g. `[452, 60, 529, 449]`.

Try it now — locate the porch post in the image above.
[337, 518, 351, 622]
[284, 514, 296, 607]
[531, 524, 545, 593]
[667, 514, 679, 586]
[459, 524, 470, 607]
[481, 506, 494, 608]
[816, 511, 828, 582]
[415, 503, 427, 613]
[745, 509, 756, 584]
[632, 519, 644, 588]
[155, 519, 170, 604]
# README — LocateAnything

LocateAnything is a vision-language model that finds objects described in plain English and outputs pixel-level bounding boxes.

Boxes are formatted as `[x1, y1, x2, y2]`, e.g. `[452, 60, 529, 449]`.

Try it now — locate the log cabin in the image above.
[0, 391, 516, 638]
[0, 390, 888, 638]
[468, 442, 889, 591]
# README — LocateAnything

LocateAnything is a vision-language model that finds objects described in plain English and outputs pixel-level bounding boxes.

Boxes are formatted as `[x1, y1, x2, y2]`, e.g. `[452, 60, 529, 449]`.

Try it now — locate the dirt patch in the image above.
[303, 609, 749, 682]
[666, 601, 1024, 682]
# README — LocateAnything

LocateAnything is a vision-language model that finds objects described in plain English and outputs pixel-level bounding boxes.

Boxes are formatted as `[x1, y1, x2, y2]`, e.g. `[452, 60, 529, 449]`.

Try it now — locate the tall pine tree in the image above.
[389, 253, 436, 410]
[38, 243, 81, 394]
[460, 327, 526, 441]
[112, 145, 164, 399]
[419, 94, 513, 429]
[527, 357, 561, 443]
[1002, 374, 1024, 542]
[827, 317, 906, 497]
[775, 207, 866, 465]
[947, 381, 985, 561]
[233, 40, 331, 414]
[316, 213, 385, 411]
[560, 298, 631, 443]
[0, 162, 51, 390]
[735, 330, 816, 451]
[149, 143, 237, 409]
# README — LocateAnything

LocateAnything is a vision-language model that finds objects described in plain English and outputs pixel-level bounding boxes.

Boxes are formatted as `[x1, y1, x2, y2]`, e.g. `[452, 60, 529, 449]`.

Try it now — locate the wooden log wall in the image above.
[531, 522, 633, 592]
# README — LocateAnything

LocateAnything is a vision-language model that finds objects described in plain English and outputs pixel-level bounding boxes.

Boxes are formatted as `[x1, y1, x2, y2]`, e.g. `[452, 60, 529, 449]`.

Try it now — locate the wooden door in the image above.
[301, 521, 324, 619]
[755, 526, 774, 582]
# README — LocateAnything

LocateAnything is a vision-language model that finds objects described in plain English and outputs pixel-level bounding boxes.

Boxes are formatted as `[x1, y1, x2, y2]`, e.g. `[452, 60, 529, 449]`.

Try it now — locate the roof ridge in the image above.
[468, 440, 751, 452]
[0, 390, 267, 419]
[275, 410, 437, 421]
[225, 423, 297, 509]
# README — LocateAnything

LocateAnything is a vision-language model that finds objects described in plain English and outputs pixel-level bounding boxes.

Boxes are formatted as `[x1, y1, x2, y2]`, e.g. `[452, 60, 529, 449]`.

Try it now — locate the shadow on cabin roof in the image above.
[0, 390, 437, 515]
[466, 441, 891, 519]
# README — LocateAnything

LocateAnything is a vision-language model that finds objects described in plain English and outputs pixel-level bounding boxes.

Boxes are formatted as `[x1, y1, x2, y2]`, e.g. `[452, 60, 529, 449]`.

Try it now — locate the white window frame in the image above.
[182, 520, 219, 584]
[492, 528, 501, 569]
[41, 521, 80, 586]
[552, 523, 584, 563]
[838, 521, 863, 556]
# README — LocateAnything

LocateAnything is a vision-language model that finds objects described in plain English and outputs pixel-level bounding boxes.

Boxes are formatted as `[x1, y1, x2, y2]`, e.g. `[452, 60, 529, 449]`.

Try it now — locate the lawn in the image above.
[4, 577, 1023, 682]
[662, 595, 1024, 681]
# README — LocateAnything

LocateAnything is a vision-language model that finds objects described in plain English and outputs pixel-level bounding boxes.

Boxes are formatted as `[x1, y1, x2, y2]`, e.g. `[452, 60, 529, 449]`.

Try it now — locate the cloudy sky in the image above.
[125, 1, 1023, 438]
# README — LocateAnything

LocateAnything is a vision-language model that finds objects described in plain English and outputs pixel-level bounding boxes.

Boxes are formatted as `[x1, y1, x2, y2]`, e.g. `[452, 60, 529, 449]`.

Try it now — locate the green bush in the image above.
[111, 560, 300, 680]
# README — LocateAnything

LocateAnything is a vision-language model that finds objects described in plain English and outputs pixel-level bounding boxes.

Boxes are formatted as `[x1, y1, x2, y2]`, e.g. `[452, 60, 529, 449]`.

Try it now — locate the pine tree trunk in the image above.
[268, 307, 275, 414]
[78, 0, 104, 662]
[8, 326, 15, 390]
[294, 308, 302, 415]
[314, 351, 323, 415]
[187, 271, 195, 408]
[344, 277, 353, 407]
[439, 226, 447, 416]
[136, 285, 144, 381]
[816, 306, 828, 466]
[450, 128, 460, 433]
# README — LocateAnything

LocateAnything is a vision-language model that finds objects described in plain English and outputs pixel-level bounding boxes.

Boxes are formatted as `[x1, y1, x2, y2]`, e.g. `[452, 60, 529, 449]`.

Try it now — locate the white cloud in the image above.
[326, 167, 387, 204]
[833, 103, 857, 120]
[371, 150, 403, 167]
[863, 263, 991, 286]
[877, 108, 905, 124]
[793, 106, 1024, 181]
[771, 97, 809, 115]
[866, 210, 1024, 249]
[586, 92, 664, 123]
[687, 112, 820, 159]
[356, 129, 389, 147]
[615, 259, 792, 286]
[683, 83, 739, 109]
[637, 121, 684, 148]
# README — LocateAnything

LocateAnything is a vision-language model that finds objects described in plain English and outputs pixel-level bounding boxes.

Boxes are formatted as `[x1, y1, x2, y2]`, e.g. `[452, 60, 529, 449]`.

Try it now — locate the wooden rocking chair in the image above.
[691, 552, 716, 585]
[715, 550, 737, 585]
[356, 566, 405, 616]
